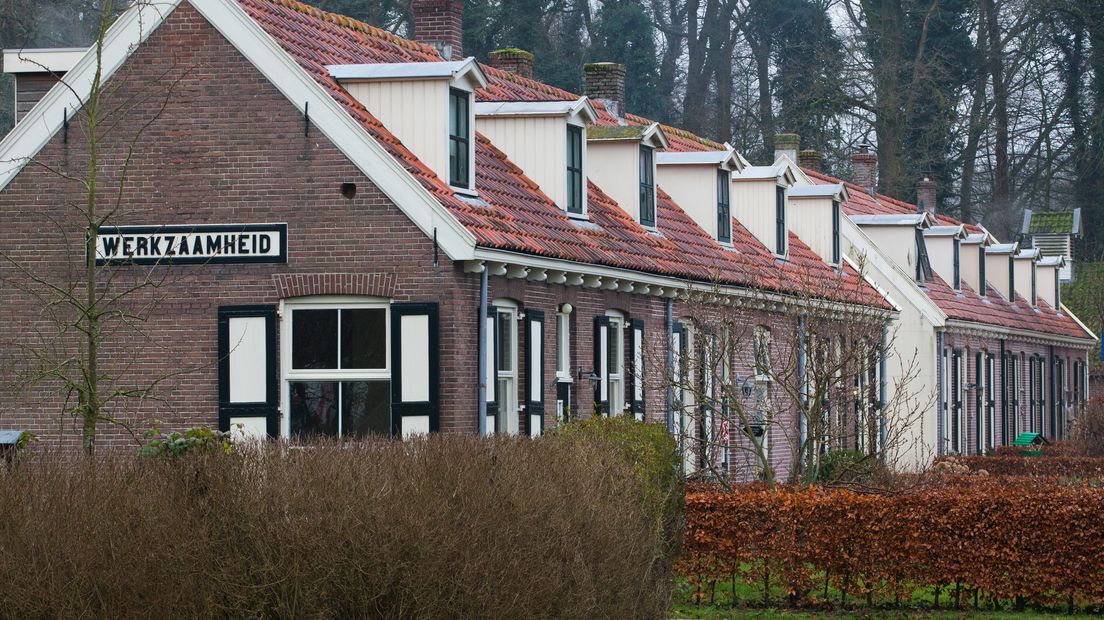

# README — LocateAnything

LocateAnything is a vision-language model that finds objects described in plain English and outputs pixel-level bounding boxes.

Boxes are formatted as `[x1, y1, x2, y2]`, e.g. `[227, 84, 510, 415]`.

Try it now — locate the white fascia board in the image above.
[788, 183, 844, 200]
[985, 242, 1018, 255]
[0, 1, 180, 192]
[1038, 256, 1065, 267]
[944, 318, 1097, 347]
[656, 149, 740, 170]
[961, 232, 989, 245]
[924, 225, 966, 238]
[850, 213, 927, 227]
[733, 164, 794, 186]
[1015, 248, 1040, 260]
[327, 58, 488, 89]
[843, 217, 947, 327]
[192, 0, 476, 259]
[1061, 304, 1099, 343]
[841, 252, 902, 313]
[2, 47, 86, 73]
[474, 96, 595, 123]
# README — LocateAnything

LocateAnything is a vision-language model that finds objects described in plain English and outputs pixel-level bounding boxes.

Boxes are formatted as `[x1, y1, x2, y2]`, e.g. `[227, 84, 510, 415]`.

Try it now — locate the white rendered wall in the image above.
[587, 140, 641, 222]
[656, 164, 717, 238]
[478, 115, 570, 208]
[730, 179, 780, 254]
[788, 197, 834, 263]
[345, 79, 449, 187]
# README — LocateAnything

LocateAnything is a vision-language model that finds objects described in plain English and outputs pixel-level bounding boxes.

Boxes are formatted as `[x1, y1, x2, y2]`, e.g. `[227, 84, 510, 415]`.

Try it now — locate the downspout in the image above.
[878, 322, 888, 454]
[477, 266, 488, 436]
[665, 298, 674, 434]
[797, 314, 807, 468]
[936, 331, 945, 457]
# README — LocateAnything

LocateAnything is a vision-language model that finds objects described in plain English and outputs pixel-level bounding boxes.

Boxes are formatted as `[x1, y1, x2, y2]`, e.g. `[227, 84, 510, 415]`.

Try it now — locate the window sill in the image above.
[555, 375, 573, 383]
[567, 212, 590, 222]
[451, 186, 479, 198]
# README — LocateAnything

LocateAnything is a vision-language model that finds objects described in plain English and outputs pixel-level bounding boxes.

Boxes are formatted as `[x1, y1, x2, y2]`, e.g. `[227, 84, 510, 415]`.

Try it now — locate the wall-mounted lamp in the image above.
[577, 366, 600, 382]
[558, 303, 573, 314]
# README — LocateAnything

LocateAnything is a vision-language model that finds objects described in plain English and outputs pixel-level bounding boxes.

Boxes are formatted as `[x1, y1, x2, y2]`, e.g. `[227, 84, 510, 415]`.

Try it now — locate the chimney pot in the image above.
[798, 149, 822, 172]
[583, 62, 626, 119]
[850, 146, 878, 193]
[917, 177, 937, 215]
[412, 0, 464, 61]
[773, 133, 800, 164]
[488, 48, 534, 79]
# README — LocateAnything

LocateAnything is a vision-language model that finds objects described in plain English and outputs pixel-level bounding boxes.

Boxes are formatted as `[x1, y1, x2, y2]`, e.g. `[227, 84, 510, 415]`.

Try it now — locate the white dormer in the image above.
[731, 163, 796, 257]
[1013, 248, 1039, 306]
[654, 146, 743, 242]
[923, 225, 966, 290]
[475, 97, 597, 216]
[849, 213, 932, 280]
[585, 123, 669, 227]
[1037, 255, 1065, 309]
[788, 183, 847, 266]
[959, 231, 991, 296]
[984, 242, 1018, 301]
[328, 59, 488, 193]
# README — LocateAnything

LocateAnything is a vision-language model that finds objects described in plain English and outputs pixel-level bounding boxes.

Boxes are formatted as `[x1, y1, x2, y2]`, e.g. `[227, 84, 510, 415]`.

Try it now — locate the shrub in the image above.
[812, 449, 889, 486]
[0, 435, 678, 619]
[935, 454, 1104, 479]
[681, 479, 1104, 610]
[136, 425, 234, 458]
[1071, 397, 1104, 457]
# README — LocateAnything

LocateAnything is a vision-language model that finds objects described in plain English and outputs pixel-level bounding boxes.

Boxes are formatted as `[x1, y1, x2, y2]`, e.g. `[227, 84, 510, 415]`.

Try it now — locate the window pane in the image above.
[292, 309, 337, 369]
[342, 381, 391, 437]
[341, 308, 386, 369]
[290, 381, 338, 437]
[556, 314, 567, 373]
[497, 311, 513, 372]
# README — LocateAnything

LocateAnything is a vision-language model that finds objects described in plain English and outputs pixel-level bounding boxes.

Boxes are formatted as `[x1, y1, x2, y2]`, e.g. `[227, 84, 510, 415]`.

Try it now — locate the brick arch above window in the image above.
[273, 273, 397, 300]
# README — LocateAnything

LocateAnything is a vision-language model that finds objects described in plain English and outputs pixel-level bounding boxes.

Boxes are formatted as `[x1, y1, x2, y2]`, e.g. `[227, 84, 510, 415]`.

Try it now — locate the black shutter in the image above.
[975, 351, 983, 454]
[629, 318, 645, 421]
[525, 309, 545, 436]
[390, 303, 440, 436]
[218, 305, 278, 437]
[593, 316, 610, 416]
[485, 306, 500, 433]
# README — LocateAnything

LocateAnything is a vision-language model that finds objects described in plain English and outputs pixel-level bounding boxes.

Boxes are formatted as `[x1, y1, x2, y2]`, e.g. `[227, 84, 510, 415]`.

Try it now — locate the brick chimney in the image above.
[916, 177, 937, 215]
[851, 145, 877, 193]
[584, 62, 625, 119]
[488, 48, 533, 79]
[412, 0, 464, 61]
[798, 149, 822, 172]
[773, 133, 800, 164]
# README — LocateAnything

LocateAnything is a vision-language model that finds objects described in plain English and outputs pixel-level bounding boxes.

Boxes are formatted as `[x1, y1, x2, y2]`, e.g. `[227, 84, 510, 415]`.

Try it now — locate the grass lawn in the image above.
[670, 576, 1104, 619]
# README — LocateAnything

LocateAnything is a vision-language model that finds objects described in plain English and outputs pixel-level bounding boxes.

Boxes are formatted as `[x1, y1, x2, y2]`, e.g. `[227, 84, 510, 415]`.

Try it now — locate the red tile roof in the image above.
[236, 0, 886, 307]
[801, 167, 1092, 341]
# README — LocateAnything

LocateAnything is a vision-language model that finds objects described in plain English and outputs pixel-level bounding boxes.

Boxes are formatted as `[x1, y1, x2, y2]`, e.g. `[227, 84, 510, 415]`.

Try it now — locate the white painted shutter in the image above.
[594, 316, 610, 416]
[218, 306, 278, 437]
[525, 310, 545, 436]
[630, 318, 645, 421]
[391, 303, 440, 436]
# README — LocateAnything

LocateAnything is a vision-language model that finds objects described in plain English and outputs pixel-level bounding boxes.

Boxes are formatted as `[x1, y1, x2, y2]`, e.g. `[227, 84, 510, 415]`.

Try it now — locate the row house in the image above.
[0, 0, 892, 479]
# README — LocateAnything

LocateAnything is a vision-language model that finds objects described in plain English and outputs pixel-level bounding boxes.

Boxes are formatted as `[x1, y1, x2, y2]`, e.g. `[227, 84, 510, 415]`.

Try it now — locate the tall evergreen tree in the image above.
[591, 0, 662, 118]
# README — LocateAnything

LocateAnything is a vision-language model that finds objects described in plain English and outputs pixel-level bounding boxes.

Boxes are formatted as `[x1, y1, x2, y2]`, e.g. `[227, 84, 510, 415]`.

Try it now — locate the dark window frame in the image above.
[775, 185, 787, 256]
[953, 238, 961, 290]
[639, 145, 656, 227]
[565, 124, 584, 215]
[915, 229, 933, 283]
[978, 247, 987, 297]
[717, 168, 731, 243]
[448, 88, 471, 189]
[831, 199, 841, 265]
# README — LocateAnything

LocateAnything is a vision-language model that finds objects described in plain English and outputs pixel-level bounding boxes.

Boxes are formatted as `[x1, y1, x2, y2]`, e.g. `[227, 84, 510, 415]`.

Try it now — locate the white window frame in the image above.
[280, 296, 391, 438]
[606, 310, 627, 415]
[555, 307, 572, 380]
[494, 299, 520, 435]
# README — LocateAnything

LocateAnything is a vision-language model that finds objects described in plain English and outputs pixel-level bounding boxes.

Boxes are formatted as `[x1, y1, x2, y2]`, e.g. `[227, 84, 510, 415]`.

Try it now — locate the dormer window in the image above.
[915, 229, 933, 283]
[1031, 262, 1037, 306]
[639, 146, 656, 227]
[831, 200, 841, 265]
[717, 169, 731, 243]
[566, 125, 585, 215]
[952, 238, 961, 290]
[775, 186, 787, 256]
[1008, 256, 1015, 301]
[448, 88, 472, 189]
[978, 247, 986, 297]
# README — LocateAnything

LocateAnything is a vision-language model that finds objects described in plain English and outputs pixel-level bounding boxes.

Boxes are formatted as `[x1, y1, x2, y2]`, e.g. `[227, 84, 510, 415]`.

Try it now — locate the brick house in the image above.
[0, 0, 890, 481]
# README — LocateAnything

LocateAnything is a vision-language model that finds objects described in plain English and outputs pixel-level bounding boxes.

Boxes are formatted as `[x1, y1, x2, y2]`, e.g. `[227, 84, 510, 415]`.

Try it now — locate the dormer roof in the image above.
[586, 122, 668, 148]
[1015, 248, 1040, 260]
[924, 225, 966, 239]
[1022, 208, 1082, 236]
[789, 183, 847, 202]
[655, 146, 742, 170]
[473, 97, 597, 122]
[850, 213, 929, 227]
[1038, 255, 1065, 268]
[985, 242, 1019, 255]
[327, 58, 487, 89]
[733, 163, 795, 186]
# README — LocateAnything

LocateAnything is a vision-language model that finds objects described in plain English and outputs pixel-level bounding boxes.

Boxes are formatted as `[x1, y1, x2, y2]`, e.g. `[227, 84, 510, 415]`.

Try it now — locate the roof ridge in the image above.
[261, 0, 441, 57]
[478, 63, 578, 101]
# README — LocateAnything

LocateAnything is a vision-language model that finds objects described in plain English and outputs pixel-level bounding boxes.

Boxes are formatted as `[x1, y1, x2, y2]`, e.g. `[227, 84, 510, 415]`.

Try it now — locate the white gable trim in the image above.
[0, 0, 478, 261]
[327, 58, 488, 91]
[2, 48, 86, 73]
[0, 1, 180, 191]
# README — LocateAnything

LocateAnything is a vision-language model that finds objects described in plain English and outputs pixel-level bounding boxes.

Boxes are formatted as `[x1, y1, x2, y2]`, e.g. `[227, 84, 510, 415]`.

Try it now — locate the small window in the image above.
[978, 247, 986, 297]
[831, 199, 841, 265]
[556, 309, 571, 378]
[566, 125, 584, 215]
[1008, 256, 1015, 301]
[952, 238, 961, 290]
[717, 169, 731, 243]
[915, 229, 933, 283]
[1030, 262, 1037, 306]
[639, 146, 656, 227]
[1055, 274, 1061, 309]
[774, 186, 787, 256]
[448, 88, 471, 189]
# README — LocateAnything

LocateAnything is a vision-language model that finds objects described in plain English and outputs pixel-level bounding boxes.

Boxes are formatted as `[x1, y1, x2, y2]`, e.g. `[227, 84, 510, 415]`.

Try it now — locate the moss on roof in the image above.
[586, 125, 646, 140]
[1028, 211, 1075, 234]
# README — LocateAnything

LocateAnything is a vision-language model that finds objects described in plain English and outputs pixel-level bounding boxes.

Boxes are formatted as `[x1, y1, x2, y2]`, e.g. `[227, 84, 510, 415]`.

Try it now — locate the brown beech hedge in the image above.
[682, 479, 1104, 609]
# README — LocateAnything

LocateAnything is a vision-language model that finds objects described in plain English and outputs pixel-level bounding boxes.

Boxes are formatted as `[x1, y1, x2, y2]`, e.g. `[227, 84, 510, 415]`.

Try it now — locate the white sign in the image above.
[95, 224, 287, 265]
